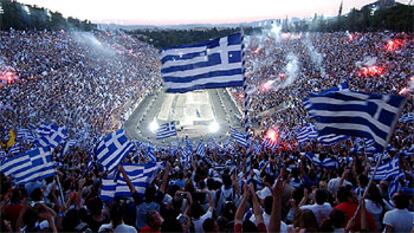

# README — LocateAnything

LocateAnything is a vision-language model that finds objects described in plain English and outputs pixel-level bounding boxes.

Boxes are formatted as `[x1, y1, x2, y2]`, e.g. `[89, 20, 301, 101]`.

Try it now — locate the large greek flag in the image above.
[0, 147, 55, 184]
[160, 33, 244, 93]
[95, 129, 133, 172]
[305, 89, 406, 150]
[101, 162, 163, 201]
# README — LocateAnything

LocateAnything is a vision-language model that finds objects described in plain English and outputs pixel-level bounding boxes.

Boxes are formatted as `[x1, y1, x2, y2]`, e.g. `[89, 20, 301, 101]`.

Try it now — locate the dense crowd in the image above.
[0, 29, 413, 233]
[237, 31, 414, 147]
[0, 30, 161, 148]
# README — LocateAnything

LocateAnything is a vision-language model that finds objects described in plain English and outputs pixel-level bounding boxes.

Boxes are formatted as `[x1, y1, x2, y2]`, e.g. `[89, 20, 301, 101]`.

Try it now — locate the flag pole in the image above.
[55, 174, 66, 209]
[349, 99, 406, 226]
[240, 26, 252, 178]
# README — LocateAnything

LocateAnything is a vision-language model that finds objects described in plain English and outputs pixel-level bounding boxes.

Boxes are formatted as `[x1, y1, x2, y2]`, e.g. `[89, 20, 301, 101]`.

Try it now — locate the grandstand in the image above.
[0, 1, 413, 232]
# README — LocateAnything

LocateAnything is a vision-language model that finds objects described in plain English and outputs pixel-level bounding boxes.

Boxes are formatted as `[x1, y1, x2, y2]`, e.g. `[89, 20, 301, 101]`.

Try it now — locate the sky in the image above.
[16, 0, 410, 25]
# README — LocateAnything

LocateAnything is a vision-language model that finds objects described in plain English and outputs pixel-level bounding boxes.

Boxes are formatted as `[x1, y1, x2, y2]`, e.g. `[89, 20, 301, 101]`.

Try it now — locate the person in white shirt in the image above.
[364, 184, 385, 230]
[328, 169, 352, 194]
[300, 189, 332, 226]
[98, 202, 137, 233]
[192, 191, 215, 233]
[383, 193, 414, 233]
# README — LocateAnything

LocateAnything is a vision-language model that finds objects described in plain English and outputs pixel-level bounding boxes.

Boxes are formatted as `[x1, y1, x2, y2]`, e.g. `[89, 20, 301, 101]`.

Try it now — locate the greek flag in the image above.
[181, 144, 192, 168]
[296, 124, 318, 143]
[147, 144, 156, 162]
[95, 129, 133, 172]
[253, 141, 262, 154]
[35, 124, 68, 148]
[62, 140, 77, 156]
[388, 174, 405, 199]
[0, 147, 55, 184]
[370, 157, 400, 181]
[8, 142, 23, 156]
[317, 134, 348, 145]
[302, 152, 338, 169]
[16, 128, 35, 143]
[262, 138, 278, 150]
[305, 89, 406, 150]
[101, 162, 163, 201]
[196, 141, 206, 157]
[401, 145, 414, 157]
[156, 122, 177, 139]
[160, 33, 244, 93]
[399, 112, 414, 123]
[230, 129, 248, 147]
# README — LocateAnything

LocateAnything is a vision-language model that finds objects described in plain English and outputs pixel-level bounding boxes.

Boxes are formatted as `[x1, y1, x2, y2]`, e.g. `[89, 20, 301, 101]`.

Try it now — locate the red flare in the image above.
[0, 69, 18, 85]
[357, 65, 385, 77]
[265, 127, 279, 144]
[261, 80, 274, 92]
[385, 39, 405, 52]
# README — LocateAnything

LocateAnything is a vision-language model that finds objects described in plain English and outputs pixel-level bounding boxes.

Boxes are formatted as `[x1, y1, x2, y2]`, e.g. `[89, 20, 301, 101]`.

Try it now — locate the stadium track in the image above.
[124, 88, 243, 144]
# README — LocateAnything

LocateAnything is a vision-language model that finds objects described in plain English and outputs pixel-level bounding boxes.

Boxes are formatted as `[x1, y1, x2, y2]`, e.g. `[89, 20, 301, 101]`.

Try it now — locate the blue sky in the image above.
[17, 0, 410, 25]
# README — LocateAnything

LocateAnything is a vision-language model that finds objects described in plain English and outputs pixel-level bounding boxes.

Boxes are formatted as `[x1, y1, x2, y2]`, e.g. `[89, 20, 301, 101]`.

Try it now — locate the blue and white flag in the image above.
[296, 124, 318, 143]
[401, 145, 414, 157]
[388, 173, 405, 199]
[156, 122, 177, 139]
[320, 157, 339, 169]
[253, 140, 262, 154]
[95, 129, 133, 172]
[16, 128, 35, 143]
[302, 152, 338, 169]
[101, 162, 163, 201]
[35, 124, 68, 148]
[399, 112, 414, 123]
[160, 33, 244, 93]
[181, 145, 192, 168]
[196, 141, 206, 157]
[370, 157, 400, 181]
[230, 129, 248, 148]
[147, 144, 156, 162]
[8, 142, 23, 156]
[262, 138, 278, 150]
[0, 147, 55, 184]
[62, 140, 77, 156]
[305, 90, 406, 150]
[317, 134, 348, 145]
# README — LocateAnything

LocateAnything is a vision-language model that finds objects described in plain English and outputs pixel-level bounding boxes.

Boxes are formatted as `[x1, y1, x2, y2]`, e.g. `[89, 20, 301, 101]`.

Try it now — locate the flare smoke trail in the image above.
[304, 33, 325, 76]
[279, 52, 300, 89]
[71, 32, 115, 56]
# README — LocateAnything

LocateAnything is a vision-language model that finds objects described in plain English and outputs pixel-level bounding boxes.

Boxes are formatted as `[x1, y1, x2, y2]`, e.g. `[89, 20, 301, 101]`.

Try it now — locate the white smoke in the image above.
[355, 56, 377, 67]
[304, 33, 325, 76]
[409, 77, 414, 91]
[269, 22, 282, 42]
[280, 52, 300, 89]
[71, 32, 115, 56]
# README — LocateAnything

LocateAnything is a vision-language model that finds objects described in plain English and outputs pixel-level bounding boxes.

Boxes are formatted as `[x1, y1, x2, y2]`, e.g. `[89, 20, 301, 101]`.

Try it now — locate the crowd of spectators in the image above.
[0, 30, 161, 148]
[0, 30, 413, 233]
[236, 31, 413, 148]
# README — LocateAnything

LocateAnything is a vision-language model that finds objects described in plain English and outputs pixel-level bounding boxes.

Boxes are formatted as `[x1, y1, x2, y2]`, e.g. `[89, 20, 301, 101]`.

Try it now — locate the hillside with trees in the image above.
[0, 0, 96, 31]
[130, 2, 413, 49]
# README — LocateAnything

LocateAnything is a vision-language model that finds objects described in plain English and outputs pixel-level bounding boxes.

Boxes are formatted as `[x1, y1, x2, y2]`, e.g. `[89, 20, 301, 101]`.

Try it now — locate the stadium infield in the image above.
[124, 88, 243, 144]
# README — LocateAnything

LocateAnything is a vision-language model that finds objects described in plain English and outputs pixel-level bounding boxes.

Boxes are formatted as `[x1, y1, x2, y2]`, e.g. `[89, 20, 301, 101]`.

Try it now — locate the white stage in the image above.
[157, 91, 216, 136]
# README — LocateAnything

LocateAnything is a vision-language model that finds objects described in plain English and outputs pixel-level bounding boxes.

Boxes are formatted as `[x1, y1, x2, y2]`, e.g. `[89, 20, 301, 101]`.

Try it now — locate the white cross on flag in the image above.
[156, 122, 177, 140]
[160, 33, 244, 93]
[95, 129, 133, 172]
